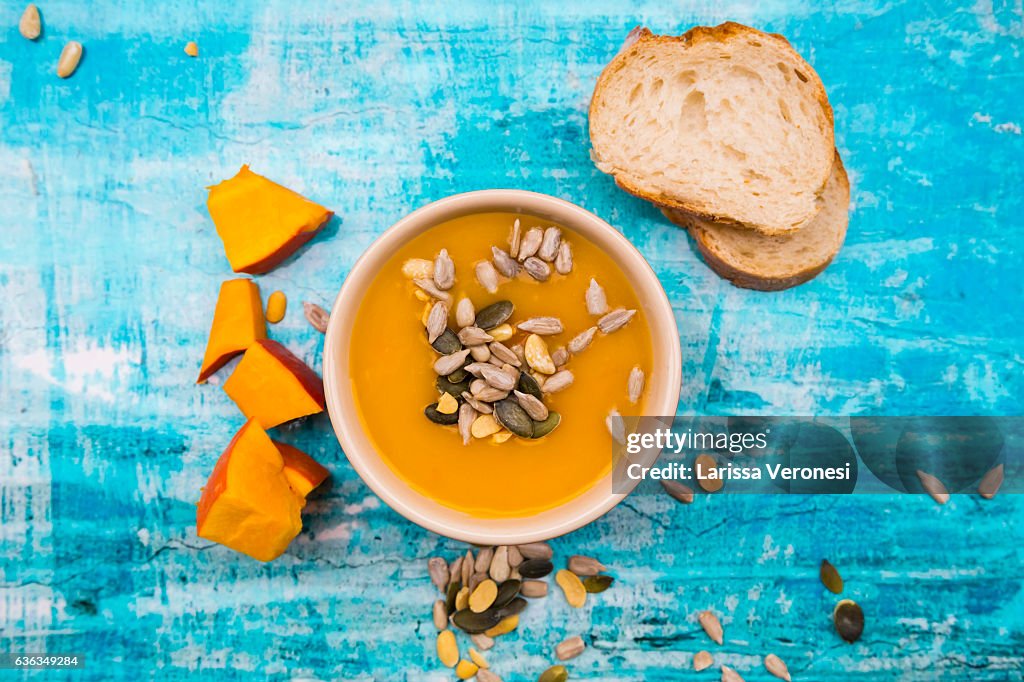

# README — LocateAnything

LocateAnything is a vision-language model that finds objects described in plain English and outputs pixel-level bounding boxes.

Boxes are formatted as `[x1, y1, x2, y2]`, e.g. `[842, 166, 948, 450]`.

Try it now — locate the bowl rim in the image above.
[323, 189, 681, 544]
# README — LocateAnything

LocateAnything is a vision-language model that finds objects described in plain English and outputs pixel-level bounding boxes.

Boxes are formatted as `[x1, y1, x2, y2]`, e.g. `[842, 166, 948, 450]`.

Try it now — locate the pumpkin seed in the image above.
[513, 390, 549, 421]
[523, 256, 551, 281]
[555, 635, 585, 661]
[470, 579, 498, 613]
[699, 610, 724, 645]
[429, 557, 448, 592]
[518, 559, 553, 579]
[433, 599, 448, 630]
[434, 249, 455, 290]
[568, 326, 597, 353]
[531, 412, 561, 438]
[494, 399, 534, 438]
[693, 650, 713, 671]
[721, 665, 745, 682]
[695, 454, 723, 492]
[431, 328, 462, 354]
[456, 297, 476, 328]
[520, 580, 548, 597]
[583, 575, 614, 593]
[492, 246, 521, 278]
[461, 392, 493, 414]
[525, 334, 556, 374]
[542, 370, 574, 394]
[481, 366, 516, 392]
[833, 599, 864, 642]
[425, 403, 460, 425]
[475, 261, 500, 293]
[764, 653, 791, 681]
[979, 463, 1004, 499]
[509, 218, 522, 258]
[586, 278, 609, 315]
[475, 301, 514, 330]
[492, 579, 521, 609]
[414, 277, 452, 301]
[455, 659, 478, 680]
[489, 546, 511, 582]
[483, 613, 518, 637]
[469, 647, 489, 670]
[628, 366, 645, 404]
[402, 258, 434, 279]
[472, 414, 502, 439]
[538, 227, 562, 261]
[448, 367, 468, 382]
[555, 241, 573, 275]
[598, 308, 637, 333]
[434, 349, 472, 376]
[498, 596, 527, 618]
[459, 326, 494, 346]
[489, 342, 521, 367]
[661, 480, 694, 504]
[478, 670, 503, 682]
[471, 633, 495, 651]
[19, 4, 41, 40]
[551, 346, 569, 367]
[517, 371, 543, 399]
[518, 542, 553, 560]
[302, 301, 330, 333]
[445, 581, 460, 614]
[453, 608, 503, 634]
[556, 569, 586, 608]
[518, 227, 543, 260]
[568, 555, 606, 576]
[437, 630, 459, 667]
[437, 375, 471, 397]
[916, 469, 949, 505]
[820, 559, 844, 594]
[517, 317, 564, 335]
[538, 665, 568, 682]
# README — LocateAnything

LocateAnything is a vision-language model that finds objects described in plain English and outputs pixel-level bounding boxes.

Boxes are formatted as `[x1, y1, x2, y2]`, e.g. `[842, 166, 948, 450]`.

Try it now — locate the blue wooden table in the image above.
[1, 1, 1022, 680]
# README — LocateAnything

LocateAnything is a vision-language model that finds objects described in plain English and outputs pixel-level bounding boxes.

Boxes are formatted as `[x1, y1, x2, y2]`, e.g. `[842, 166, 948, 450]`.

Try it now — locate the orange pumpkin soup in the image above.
[349, 212, 653, 517]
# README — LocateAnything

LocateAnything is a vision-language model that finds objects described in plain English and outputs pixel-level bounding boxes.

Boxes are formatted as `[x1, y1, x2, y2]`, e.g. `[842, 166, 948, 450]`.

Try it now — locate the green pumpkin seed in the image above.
[517, 371, 543, 399]
[445, 581, 461, 614]
[820, 559, 843, 594]
[447, 367, 468, 383]
[497, 596, 527, 618]
[538, 665, 568, 682]
[494, 399, 534, 438]
[452, 607, 502, 634]
[425, 403, 460, 425]
[833, 599, 864, 643]
[531, 412, 561, 438]
[431, 328, 462, 354]
[583, 575, 614, 593]
[437, 375, 471, 396]
[492, 579, 521, 609]
[475, 301, 514, 330]
[518, 559, 553, 579]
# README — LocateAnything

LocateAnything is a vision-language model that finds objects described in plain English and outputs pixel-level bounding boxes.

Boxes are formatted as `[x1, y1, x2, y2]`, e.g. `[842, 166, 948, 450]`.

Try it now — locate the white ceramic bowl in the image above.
[323, 190, 680, 544]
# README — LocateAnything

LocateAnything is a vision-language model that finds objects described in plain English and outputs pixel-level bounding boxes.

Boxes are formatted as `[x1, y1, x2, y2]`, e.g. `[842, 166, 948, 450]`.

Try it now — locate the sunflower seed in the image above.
[494, 399, 534, 438]
[461, 392, 493, 414]
[820, 559, 843, 594]
[523, 256, 551, 281]
[513, 390, 548, 421]
[525, 334, 555, 374]
[518, 227, 543, 260]
[415, 277, 452, 302]
[517, 317, 563, 335]
[302, 301, 330, 333]
[764, 653, 792, 681]
[583, 575, 614, 593]
[429, 557, 449, 592]
[434, 249, 455, 290]
[475, 300, 514, 329]
[556, 569, 586, 608]
[57, 41, 83, 78]
[458, 404, 476, 444]
[555, 635, 585, 661]
[488, 355, 505, 367]
[474, 547, 494, 572]
[568, 555, 606, 577]
[449, 557, 464, 586]
[489, 342, 521, 367]
[432, 328, 462, 354]
[453, 608, 502, 634]
[916, 469, 949, 505]
[606, 408, 625, 444]
[426, 302, 449, 343]
[19, 4, 41, 40]
[491, 246, 520, 278]
[459, 326, 494, 346]
[518, 559, 553, 578]
[598, 308, 636, 333]
[489, 546, 510, 582]
[693, 650, 713, 671]
[542, 370, 574, 394]
[628, 366, 645, 403]
[470, 344, 492, 362]
[456, 297, 476, 328]
[979, 463, 1004, 499]
[511, 343, 527, 365]
[722, 665, 745, 682]
[538, 227, 562, 261]
[425, 403, 459, 425]
[661, 480, 694, 504]
[699, 610, 724, 645]
[481, 366, 516, 392]
[568, 326, 597, 353]
[465, 363, 492, 378]
[517, 542, 553, 560]
[555, 241, 573, 274]
[833, 598, 864, 642]
[586, 278, 609, 315]
[475, 261, 500, 293]
[434, 349, 471, 375]
[551, 346, 569, 367]
[471, 633, 495, 651]
[469, 571, 487, 592]
[475, 386, 510, 403]
[461, 553, 474, 589]
[531, 412, 561, 438]
[433, 599, 448, 630]
[508, 218, 522, 258]
[402, 258, 434, 279]
[539, 665, 568, 682]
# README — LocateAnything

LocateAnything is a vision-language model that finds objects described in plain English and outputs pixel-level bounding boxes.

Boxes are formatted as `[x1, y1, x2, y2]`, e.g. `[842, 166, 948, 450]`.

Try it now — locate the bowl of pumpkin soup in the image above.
[323, 190, 680, 543]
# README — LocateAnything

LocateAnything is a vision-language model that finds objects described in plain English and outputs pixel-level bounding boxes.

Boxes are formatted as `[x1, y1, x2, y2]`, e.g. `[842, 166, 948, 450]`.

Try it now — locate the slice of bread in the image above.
[664, 154, 849, 291]
[590, 23, 835, 235]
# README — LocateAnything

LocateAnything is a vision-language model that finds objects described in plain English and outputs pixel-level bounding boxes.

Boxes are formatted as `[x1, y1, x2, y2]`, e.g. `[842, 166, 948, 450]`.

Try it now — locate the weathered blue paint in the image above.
[1, 0, 1022, 680]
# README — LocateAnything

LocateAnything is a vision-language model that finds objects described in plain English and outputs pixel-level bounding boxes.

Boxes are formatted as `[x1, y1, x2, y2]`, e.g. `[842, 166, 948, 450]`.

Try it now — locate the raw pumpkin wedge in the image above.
[274, 441, 330, 497]
[197, 278, 267, 383]
[222, 339, 325, 428]
[207, 165, 333, 275]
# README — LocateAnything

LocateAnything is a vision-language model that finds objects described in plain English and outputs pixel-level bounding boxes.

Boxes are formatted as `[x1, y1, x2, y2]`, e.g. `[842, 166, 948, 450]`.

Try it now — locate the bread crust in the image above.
[590, 22, 835, 235]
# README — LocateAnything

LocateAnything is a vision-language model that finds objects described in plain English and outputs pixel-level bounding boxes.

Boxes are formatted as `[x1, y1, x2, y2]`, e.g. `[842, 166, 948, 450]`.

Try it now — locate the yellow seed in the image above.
[471, 414, 501, 439]
[184, 41, 199, 57]
[436, 630, 458, 668]
[57, 41, 83, 79]
[695, 453, 723, 492]
[489, 323, 513, 342]
[455, 586, 470, 611]
[491, 431, 513, 444]
[19, 4, 41, 40]
[265, 290, 287, 323]
[469, 579, 498, 613]
[469, 647, 489, 669]
[414, 289, 431, 302]
[483, 614, 519, 637]
[437, 392, 459, 415]
[455, 660, 479, 680]
[525, 334, 555, 374]
[402, 258, 434, 279]
[556, 569, 586, 608]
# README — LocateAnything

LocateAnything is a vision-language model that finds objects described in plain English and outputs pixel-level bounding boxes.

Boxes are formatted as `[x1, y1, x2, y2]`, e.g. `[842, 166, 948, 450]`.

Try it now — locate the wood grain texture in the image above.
[1, 0, 1022, 680]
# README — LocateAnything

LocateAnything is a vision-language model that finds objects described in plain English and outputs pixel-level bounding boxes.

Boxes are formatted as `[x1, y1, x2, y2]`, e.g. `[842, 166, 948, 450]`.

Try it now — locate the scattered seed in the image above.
[478, 669, 503, 682]
[764, 653, 792, 681]
[402, 258, 434, 279]
[184, 41, 199, 57]
[472, 414, 502, 439]
[556, 569, 586, 608]
[523, 256, 551, 281]
[517, 371, 543, 399]
[979, 463, 1004, 499]
[598, 308, 637, 333]
[525, 334, 556, 374]
[699, 610, 724, 645]
[481, 366, 516, 392]
[489, 323, 514, 342]
[429, 557, 448, 592]
[434, 349, 471, 376]
[426, 302, 449, 343]
[432, 328, 462, 355]
[538, 665, 568, 682]
[916, 469, 949, 505]
[833, 599, 865, 642]
[507, 545, 523, 568]
[489, 546, 511, 582]
[437, 630, 458, 667]
[483, 613, 519, 638]
[19, 4, 41, 40]
[693, 650, 713, 671]
[498, 597, 527, 618]
[461, 392, 493, 414]
[458, 325, 494, 346]
[538, 227, 562, 262]
[531, 412, 561, 438]
[415, 277, 452, 301]
[661, 480, 695, 504]
[491, 246, 521, 278]
[568, 555, 606, 577]
[463, 550, 474, 586]
[492, 579, 521, 609]
[455, 586, 470, 611]
[518, 542, 553, 560]
[439, 375, 470, 397]
[519, 227, 543, 260]
[433, 599, 448, 630]
[586, 279, 609, 315]
[476, 385, 510, 402]
[453, 608, 502, 634]
[476, 301, 514, 330]
[555, 241, 573, 274]
[606, 408, 625, 444]
[568, 326, 598, 354]
[475, 261, 500, 293]
[455, 659, 479, 680]
[513, 390, 549, 421]
[455, 298, 475, 328]
[302, 301, 330, 333]
[551, 346, 569, 367]
[518, 559, 554, 579]
[425, 403, 460, 425]
[695, 454, 723, 492]
[469, 579, 498, 613]
[555, 635, 585, 661]
[471, 634, 495, 651]
[517, 317, 564, 335]
[474, 547, 494, 573]
[470, 344, 492, 362]
[57, 41, 83, 78]
[583, 575, 614, 593]
[494, 399, 534, 438]
[436, 392, 459, 415]
[469, 647, 489, 669]
[489, 342, 521, 367]
[721, 665, 745, 682]
[445, 581, 460, 613]
[820, 559, 844, 594]
[542, 370, 574, 394]
[469, 571, 487, 591]
[520, 580, 549, 598]
[509, 218, 522, 259]
[434, 249, 455, 290]
[628, 366, 645, 404]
